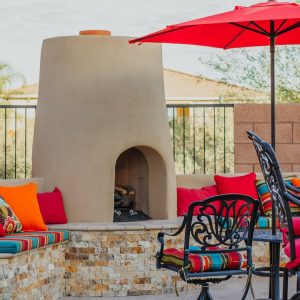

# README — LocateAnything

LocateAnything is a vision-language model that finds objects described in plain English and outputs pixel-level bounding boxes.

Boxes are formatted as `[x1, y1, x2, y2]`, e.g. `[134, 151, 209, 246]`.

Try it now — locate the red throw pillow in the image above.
[0, 224, 5, 237]
[37, 187, 67, 224]
[283, 237, 300, 259]
[214, 173, 258, 217]
[177, 185, 219, 216]
[281, 217, 300, 237]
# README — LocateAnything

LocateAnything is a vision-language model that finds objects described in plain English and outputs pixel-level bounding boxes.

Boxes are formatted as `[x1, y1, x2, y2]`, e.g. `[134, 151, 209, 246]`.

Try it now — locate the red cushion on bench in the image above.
[38, 187, 67, 224]
[0, 224, 5, 237]
[282, 218, 300, 270]
[283, 237, 300, 269]
[177, 186, 219, 216]
[214, 173, 258, 217]
[281, 217, 300, 237]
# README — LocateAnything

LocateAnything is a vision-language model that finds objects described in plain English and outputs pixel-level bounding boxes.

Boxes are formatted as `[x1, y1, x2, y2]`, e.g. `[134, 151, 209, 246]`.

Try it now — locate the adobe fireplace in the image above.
[33, 34, 177, 222]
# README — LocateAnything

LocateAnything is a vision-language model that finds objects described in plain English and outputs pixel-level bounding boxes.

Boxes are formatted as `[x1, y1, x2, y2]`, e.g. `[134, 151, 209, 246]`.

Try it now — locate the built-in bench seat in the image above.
[0, 230, 69, 254]
[0, 215, 269, 256]
[0, 175, 293, 298]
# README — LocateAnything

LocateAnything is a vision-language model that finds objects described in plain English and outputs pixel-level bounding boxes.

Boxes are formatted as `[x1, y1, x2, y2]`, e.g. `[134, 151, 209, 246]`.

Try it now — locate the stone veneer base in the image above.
[49, 219, 187, 297]
[0, 219, 287, 299]
[48, 219, 285, 297]
[0, 243, 67, 299]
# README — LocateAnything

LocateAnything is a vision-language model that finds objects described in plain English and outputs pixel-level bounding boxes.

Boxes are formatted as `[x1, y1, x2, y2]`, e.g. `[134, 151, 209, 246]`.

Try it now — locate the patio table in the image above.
[252, 230, 283, 300]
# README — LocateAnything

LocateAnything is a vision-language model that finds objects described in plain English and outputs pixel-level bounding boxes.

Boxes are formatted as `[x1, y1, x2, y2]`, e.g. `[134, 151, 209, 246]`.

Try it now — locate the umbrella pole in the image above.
[270, 21, 276, 236]
[270, 21, 276, 151]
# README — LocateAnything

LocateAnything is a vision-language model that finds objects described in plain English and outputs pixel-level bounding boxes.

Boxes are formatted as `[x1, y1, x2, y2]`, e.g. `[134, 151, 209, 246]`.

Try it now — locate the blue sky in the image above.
[0, 0, 258, 84]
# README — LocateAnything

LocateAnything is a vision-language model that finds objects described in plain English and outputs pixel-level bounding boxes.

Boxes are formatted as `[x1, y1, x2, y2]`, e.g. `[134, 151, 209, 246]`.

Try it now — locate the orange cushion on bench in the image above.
[0, 183, 47, 231]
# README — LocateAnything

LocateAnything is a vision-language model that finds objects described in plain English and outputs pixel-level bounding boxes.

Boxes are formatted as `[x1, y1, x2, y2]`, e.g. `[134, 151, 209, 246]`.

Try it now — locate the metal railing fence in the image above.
[167, 104, 234, 174]
[0, 103, 234, 178]
[0, 105, 37, 179]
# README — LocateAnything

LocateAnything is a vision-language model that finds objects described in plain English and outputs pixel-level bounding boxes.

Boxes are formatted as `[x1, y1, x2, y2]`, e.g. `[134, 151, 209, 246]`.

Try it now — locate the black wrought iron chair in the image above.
[156, 194, 259, 300]
[247, 130, 300, 300]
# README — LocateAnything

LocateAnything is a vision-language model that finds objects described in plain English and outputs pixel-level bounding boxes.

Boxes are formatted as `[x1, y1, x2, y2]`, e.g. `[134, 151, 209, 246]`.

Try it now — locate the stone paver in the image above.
[62, 275, 297, 299]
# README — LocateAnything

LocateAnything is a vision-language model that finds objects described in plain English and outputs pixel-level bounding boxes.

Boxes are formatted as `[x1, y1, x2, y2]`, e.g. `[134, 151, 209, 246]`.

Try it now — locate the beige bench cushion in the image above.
[0, 178, 45, 192]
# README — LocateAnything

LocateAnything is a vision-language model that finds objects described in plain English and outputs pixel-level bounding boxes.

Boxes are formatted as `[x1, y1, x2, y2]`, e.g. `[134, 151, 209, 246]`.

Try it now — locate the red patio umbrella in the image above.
[130, 0, 300, 150]
[130, 3, 300, 298]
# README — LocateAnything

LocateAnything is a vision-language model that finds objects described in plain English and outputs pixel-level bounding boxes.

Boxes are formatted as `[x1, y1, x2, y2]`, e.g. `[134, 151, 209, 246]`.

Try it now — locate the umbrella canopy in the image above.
[130, 0, 300, 150]
[130, 0, 300, 244]
[130, 1, 300, 48]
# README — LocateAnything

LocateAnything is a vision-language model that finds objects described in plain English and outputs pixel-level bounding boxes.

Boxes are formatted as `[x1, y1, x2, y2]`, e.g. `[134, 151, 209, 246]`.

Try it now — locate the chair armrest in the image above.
[285, 183, 300, 201]
[286, 183, 300, 194]
[287, 190, 300, 201]
[157, 215, 187, 260]
[284, 191, 300, 207]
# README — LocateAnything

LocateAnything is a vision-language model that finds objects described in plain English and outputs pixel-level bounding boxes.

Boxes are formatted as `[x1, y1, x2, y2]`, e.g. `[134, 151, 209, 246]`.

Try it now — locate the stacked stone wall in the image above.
[63, 228, 283, 297]
[64, 229, 186, 297]
[0, 243, 67, 299]
[0, 226, 287, 298]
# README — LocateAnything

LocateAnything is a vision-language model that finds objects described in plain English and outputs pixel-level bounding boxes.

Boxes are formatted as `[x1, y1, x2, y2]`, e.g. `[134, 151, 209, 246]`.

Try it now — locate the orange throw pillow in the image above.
[291, 178, 300, 191]
[0, 183, 47, 231]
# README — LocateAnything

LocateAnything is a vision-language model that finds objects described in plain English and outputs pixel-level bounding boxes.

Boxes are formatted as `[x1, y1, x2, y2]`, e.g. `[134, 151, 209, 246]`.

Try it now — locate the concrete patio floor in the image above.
[62, 275, 297, 299]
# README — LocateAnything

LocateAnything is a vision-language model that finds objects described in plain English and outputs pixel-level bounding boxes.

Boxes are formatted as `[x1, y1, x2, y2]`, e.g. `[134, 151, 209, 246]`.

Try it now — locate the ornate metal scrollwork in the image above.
[252, 138, 287, 225]
[190, 198, 251, 249]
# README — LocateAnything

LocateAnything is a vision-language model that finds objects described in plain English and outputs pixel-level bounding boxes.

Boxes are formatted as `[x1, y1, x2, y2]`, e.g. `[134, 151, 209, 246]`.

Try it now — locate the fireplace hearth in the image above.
[113, 209, 151, 222]
[114, 148, 152, 222]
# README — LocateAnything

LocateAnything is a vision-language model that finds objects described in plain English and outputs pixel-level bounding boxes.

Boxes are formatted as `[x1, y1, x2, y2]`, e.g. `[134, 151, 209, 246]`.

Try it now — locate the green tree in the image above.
[168, 106, 234, 174]
[0, 62, 25, 94]
[0, 63, 28, 178]
[200, 46, 300, 103]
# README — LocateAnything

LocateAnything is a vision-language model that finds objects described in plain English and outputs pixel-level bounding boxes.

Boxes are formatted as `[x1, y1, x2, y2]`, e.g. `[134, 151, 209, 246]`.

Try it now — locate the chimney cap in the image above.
[79, 30, 111, 36]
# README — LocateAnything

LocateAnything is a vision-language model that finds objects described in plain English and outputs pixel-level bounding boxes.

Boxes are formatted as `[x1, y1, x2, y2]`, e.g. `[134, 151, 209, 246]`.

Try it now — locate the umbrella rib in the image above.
[250, 21, 270, 35]
[225, 22, 269, 49]
[224, 23, 250, 49]
[276, 21, 300, 36]
[275, 19, 287, 34]
[230, 22, 269, 36]
[130, 25, 194, 43]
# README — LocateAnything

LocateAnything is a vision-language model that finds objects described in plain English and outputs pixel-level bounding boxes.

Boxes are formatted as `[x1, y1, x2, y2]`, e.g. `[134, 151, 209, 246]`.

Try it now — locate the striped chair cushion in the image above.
[0, 230, 69, 254]
[161, 246, 247, 273]
[256, 177, 300, 216]
[221, 216, 279, 229]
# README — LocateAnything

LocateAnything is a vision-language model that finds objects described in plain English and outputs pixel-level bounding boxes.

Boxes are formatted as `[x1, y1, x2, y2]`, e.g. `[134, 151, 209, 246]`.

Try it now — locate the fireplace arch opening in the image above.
[114, 146, 167, 222]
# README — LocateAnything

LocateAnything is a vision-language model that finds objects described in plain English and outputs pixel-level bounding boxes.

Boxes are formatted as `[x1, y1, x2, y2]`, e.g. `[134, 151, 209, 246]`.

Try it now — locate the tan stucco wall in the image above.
[33, 35, 176, 222]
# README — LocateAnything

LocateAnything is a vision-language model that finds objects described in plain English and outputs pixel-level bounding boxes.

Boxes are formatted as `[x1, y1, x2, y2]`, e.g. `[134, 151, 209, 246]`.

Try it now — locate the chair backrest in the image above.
[247, 130, 296, 261]
[247, 131, 288, 224]
[183, 194, 259, 253]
